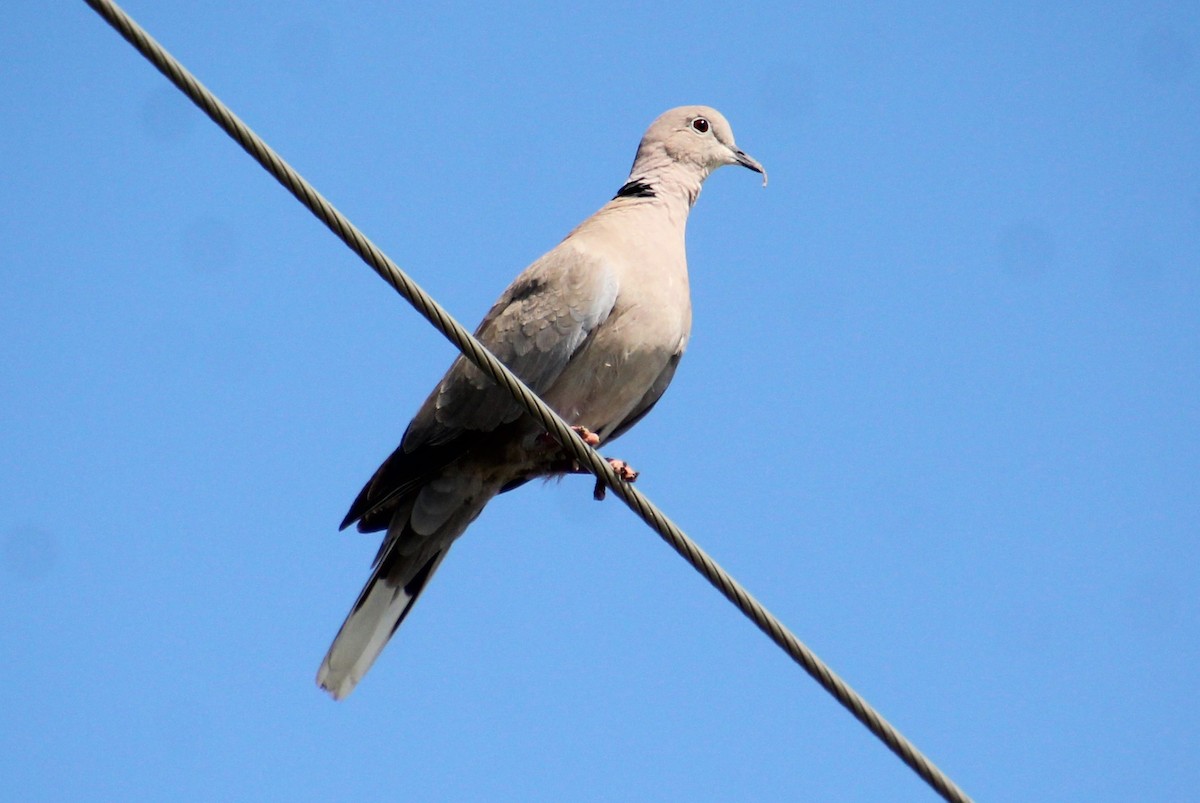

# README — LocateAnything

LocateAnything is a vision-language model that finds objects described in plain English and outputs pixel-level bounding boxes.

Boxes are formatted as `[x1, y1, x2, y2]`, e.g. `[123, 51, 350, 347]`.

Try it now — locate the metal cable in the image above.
[82, 2, 972, 800]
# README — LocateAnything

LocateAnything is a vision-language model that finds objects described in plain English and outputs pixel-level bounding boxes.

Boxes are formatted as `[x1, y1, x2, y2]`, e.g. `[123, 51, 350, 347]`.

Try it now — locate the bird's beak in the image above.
[732, 148, 767, 187]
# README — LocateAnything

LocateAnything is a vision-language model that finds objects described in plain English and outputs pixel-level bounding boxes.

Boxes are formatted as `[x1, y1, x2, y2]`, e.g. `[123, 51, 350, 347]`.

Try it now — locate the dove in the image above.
[317, 105, 765, 699]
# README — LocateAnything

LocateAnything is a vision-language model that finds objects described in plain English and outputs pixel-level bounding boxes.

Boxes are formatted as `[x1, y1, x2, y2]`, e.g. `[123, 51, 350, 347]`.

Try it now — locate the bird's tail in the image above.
[317, 480, 492, 700]
[316, 543, 450, 700]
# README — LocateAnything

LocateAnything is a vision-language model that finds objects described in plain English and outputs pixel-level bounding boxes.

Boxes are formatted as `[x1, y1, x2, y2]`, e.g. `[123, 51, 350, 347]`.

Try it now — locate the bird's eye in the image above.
[691, 117, 710, 134]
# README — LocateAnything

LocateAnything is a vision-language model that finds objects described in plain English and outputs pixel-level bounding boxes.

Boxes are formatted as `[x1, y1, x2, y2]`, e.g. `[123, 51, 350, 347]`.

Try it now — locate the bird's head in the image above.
[633, 105, 767, 187]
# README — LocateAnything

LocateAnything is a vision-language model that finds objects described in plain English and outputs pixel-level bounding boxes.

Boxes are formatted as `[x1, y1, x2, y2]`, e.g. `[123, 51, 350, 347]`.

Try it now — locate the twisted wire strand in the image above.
[82, 2, 972, 800]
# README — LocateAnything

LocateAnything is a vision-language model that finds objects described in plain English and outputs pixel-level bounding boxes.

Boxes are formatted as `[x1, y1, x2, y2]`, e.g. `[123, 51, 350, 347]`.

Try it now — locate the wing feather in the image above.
[342, 243, 618, 531]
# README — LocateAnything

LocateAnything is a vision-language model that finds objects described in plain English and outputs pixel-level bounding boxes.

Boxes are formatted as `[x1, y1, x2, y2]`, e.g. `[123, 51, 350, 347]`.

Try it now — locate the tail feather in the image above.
[316, 546, 450, 700]
[320, 468, 498, 699]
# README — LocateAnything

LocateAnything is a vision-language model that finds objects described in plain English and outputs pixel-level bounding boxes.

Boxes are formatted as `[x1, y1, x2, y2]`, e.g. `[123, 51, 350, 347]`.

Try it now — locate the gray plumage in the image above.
[317, 105, 765, 700]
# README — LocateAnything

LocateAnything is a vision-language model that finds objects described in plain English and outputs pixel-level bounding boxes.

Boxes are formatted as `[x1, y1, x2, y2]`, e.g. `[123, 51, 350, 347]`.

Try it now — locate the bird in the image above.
[317, 105, 766, 699]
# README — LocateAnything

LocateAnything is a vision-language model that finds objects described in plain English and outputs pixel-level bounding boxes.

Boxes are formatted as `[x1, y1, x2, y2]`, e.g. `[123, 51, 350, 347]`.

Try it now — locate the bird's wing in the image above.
[342, 244, 619, 530]
[414, 243, 620, 442]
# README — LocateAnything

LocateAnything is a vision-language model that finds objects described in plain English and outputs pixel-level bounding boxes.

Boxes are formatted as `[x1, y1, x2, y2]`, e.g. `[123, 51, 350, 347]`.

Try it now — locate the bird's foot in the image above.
[608, 458, 639, 482]
[593, 458, 639, 501]
[572, 426, 601, 447]
[536, 425, 601, 449]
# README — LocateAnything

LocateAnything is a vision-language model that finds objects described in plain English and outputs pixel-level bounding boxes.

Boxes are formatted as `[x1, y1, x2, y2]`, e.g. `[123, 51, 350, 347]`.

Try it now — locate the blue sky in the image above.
[3, 2, 1198, 800]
